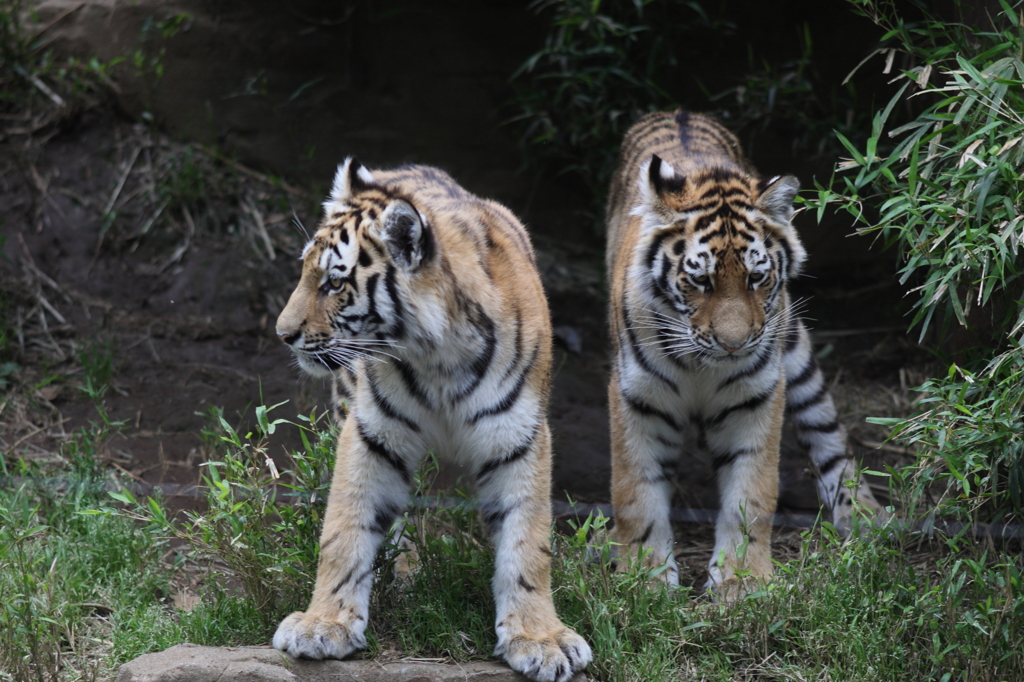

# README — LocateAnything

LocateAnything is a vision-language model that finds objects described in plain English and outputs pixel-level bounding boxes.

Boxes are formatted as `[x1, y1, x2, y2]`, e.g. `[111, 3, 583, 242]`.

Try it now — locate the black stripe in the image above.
[635, 521, 654, 544]
[645, 231, 671, 270]
[788, 384, 828, 414]
[818, 453, 846, 476]
[623, 306, 678, 392]
[383, 264, 406, 338]
[368, 372, 420, 432]
[501, 307, 523, 381]
[481, 501, 511, 535]
[356, 419, 411, 485]
[719, 345, 773, 388]
[702, 381, 778, 428]
[370, 502, 402, 535]
[675, 109, 691, 146]
[786, 360, 817, 389]
[517, 574, 536, 592]
[655, 456, 679, 482]
[364, 273, 382, 325]
[476, 427, 537, 481]
[453, 303, 497, 402]
[488, 205, 534, 262]
[712, 447, 757, 471]
[394, 359, 429, 406]
[469, 345, 539, 423]
[331, 568, 355, 595]
[698, 223, 728, 244]
[799, 419, 839, 434]
[621, 389, 680, 431]
[778, 238, 794, 278]
[653, 253, 673, 299]
[321, 531, 340, 550]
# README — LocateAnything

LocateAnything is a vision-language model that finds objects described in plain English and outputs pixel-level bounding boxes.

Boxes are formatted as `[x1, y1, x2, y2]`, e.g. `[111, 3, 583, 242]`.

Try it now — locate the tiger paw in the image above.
[272, 610, 367, 660]
[495, 627, 592, 682]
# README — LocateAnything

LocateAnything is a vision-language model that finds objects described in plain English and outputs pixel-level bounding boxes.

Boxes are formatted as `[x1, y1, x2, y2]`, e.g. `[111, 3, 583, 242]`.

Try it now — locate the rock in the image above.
[115, 644, 575, 682]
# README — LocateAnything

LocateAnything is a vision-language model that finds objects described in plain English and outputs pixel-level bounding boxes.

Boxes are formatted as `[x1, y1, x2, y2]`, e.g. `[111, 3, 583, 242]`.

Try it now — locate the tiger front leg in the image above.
[705, 382, 785, 601]
[607, 374, 680, 585]
[477, 423, 591, 682]
[273, 418, 412, 659]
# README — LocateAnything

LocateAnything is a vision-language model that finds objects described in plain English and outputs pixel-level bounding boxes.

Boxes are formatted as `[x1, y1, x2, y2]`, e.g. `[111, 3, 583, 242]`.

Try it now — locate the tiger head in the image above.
[276, 157, 432, 377]
[632, 154, 807, 361]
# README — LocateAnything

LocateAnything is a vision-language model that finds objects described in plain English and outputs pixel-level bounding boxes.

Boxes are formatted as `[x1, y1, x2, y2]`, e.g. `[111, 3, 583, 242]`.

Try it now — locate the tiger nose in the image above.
[277, 329, 301, 346]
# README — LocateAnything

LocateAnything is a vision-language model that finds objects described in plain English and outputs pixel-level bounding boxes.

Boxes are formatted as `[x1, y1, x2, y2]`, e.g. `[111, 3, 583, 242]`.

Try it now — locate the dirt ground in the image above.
[1, 0, 932, 532]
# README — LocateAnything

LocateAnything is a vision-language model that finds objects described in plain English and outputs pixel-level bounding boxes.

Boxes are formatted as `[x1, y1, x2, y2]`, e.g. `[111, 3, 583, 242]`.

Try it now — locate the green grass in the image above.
[2, 405, 1022, 681]
[554, 518, 1023, 681]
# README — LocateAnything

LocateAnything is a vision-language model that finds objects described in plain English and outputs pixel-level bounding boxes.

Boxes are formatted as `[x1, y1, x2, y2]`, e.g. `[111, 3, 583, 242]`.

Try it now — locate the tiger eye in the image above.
[329, 273, 343, 289]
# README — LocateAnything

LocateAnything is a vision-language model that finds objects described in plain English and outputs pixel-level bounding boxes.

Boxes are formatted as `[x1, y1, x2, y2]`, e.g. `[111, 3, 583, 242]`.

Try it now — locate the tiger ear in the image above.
[636, 154, 687, 220]
[757, 175, 807, 278]
[330, 156, 376, 202]
[756, 175, 800, 223]
[380, 199, 432, 270]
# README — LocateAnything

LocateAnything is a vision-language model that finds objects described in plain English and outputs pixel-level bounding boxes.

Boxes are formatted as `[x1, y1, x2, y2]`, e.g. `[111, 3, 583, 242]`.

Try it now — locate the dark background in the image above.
[3, 0, 948, 510]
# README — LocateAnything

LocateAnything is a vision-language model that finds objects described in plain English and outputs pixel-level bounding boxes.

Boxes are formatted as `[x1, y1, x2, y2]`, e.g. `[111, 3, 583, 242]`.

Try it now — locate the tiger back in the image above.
[272, 158, 591, 682]
[605, 111, 886, 598]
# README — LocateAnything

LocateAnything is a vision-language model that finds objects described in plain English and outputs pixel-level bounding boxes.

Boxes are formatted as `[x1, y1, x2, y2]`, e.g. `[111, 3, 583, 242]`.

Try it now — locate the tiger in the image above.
[272, 157, 591, 682]
[605, 110, 887, 598]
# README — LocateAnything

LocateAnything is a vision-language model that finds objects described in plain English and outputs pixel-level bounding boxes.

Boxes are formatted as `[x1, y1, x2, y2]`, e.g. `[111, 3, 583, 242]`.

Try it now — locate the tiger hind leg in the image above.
[783, 319, 891, 534]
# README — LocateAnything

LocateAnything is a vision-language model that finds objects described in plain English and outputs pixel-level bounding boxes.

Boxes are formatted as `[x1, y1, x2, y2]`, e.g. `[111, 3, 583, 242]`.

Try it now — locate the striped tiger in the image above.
[605, 110, 887, 598]
[272, 158, 591, 681]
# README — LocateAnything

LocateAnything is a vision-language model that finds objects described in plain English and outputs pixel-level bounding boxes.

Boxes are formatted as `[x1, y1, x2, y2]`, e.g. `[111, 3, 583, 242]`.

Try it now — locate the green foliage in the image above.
[75, 338, 115, 405]
[709, 22, 865, 158]
[112, 402, 335, 631]
[807, 0, 1024, 523]
[130, 12, 192, 115]
[870, 355, 1024, 521]
[370, 483, 497, 658]
[0, 0, 118, 115]
[509, 0, 711, 197]
[511, 1, 866, 217]
[157, 145, 214, 213]
[811, 2, 1024, 345]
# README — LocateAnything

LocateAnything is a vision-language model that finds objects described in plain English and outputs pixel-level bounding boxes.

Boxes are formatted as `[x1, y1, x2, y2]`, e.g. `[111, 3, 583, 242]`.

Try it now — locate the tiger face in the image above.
[277, 157, 432, 377]
[634, 155, 806, 361]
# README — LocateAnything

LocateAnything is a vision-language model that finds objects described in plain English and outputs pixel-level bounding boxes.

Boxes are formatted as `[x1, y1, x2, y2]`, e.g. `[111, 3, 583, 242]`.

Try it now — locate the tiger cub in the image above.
[273, 158, 591, 682]
[605, 110, 886, 597]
